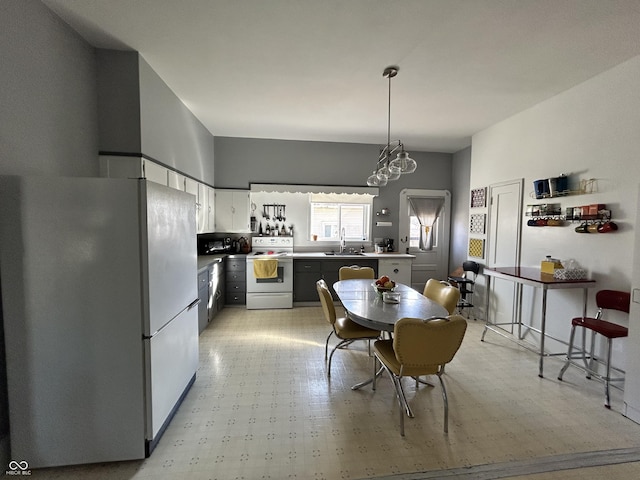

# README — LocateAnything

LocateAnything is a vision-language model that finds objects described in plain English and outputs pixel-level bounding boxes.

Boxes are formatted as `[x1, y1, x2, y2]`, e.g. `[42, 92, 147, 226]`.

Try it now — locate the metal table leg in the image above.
[539, 287, 548, 378]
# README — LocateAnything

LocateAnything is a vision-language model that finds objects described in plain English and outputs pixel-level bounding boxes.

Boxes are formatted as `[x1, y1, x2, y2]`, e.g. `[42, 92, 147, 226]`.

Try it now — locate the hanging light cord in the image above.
[386, 70, 391, 155]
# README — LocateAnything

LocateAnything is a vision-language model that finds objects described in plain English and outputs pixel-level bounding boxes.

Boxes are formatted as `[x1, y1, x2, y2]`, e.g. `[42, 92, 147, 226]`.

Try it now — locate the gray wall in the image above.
[139, 58, 215, 185]
[97, 50, 216, 186]
[0, 0, 218, 464]
[0, 0, 99, 177]
[96, 50, 142, 154]
[0, 0, 101, 465]
[214, 136, 453, 242]
[450, 147, 472, 269]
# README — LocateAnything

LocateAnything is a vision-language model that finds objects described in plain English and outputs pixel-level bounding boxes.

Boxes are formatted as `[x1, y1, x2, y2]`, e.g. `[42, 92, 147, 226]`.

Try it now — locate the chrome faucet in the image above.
[339, 227, 346, 253]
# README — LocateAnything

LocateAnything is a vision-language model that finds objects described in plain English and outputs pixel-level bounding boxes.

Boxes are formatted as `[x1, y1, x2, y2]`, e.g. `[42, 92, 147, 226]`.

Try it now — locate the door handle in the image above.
[187, 299, 201, 311]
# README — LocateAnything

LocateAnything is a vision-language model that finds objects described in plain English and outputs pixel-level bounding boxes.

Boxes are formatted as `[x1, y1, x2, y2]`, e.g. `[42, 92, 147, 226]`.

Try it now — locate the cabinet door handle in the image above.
[393, 268, 399, 274]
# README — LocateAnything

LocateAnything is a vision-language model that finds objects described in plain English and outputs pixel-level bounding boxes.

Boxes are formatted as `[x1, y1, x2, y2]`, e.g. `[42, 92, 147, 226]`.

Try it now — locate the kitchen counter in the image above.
[198, 254, 225, 272]
[199, 252, 413, 269]
[198, 252, 416, 271]
[291, 252, 415, 259]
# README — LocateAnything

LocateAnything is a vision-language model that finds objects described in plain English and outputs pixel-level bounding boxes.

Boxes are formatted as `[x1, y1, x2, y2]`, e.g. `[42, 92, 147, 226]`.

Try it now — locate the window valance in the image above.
[250, 183, 379, 198]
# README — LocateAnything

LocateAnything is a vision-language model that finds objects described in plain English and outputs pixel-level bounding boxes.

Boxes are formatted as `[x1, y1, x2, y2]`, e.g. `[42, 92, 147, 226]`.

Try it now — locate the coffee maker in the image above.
[384, 238, 394, 252]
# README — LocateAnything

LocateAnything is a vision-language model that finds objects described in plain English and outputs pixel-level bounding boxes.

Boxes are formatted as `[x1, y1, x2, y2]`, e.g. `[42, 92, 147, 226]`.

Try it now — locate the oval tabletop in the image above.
[333, 279, 449, 332]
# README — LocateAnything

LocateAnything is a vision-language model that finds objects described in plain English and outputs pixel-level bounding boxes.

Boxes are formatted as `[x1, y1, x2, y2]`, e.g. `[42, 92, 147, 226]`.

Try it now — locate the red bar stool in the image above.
[557, 289, 630, 408]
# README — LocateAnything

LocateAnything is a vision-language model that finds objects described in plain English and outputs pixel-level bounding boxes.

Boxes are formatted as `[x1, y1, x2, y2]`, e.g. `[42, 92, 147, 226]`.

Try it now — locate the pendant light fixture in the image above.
[366, 66, 416, 187]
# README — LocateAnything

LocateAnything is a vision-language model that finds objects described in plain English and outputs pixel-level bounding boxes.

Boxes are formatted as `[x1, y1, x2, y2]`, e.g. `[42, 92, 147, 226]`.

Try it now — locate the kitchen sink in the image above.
[324, 252, 364, 256]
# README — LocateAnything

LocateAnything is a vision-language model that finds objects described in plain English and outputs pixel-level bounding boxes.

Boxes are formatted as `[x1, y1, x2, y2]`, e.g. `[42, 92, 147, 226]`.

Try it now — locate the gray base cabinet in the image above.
[293, 258, 377, 301]
[225, 256, 246, 305]
[198, 268, 210, 333]
[294, 260, 322, 302]
[210, 258, 225, 318]
[197, 257, 225, 334]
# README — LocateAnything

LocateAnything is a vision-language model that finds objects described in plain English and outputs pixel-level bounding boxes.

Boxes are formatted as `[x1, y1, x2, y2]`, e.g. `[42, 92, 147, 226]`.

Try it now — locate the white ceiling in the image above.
[43, 0, 640, 153]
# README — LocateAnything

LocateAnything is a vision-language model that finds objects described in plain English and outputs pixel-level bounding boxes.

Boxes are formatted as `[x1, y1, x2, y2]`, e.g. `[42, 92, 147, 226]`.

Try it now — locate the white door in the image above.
[487, 179, 523, 330]
[399, 189, 451, 291]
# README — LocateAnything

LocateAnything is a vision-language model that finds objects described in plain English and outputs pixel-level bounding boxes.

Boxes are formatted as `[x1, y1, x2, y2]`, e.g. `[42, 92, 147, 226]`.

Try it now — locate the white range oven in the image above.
[246, 236, 293, 309]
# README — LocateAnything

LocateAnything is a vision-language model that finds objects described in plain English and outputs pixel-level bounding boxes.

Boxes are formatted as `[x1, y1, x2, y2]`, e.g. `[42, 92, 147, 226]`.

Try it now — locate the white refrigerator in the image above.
[0, 176, 199, 468]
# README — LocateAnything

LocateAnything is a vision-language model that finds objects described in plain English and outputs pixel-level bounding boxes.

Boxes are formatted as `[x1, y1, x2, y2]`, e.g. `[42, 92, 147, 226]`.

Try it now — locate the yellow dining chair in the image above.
[338, 265, 377, 347]
[423, 278, 460, 315]
[316, 279, 381, 377]
[338, 265, 375, 280]
[373, 315, 467, 435]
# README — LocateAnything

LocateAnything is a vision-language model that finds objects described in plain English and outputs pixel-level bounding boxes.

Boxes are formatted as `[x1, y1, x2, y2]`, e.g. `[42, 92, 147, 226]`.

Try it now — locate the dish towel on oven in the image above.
[253, 258, 278, 279]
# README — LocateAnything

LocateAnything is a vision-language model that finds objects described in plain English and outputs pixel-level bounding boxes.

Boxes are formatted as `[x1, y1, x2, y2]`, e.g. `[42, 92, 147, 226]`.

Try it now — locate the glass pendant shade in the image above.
[366, 172, 381, 186]
[364, 65, 415, 186]
[389, 151, 417, 174]
[386, 168, 401, 181]
[376, 164, 390, 181]
[381, 160, 400, 181]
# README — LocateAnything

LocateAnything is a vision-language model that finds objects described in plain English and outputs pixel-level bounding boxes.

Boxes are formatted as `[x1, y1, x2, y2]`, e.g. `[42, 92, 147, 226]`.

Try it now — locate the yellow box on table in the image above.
[540, 259, 563, 274]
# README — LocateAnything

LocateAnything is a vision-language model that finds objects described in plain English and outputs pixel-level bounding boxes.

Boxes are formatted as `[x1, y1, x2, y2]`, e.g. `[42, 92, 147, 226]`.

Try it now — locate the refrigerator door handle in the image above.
[143, 299, 202, 339]
[187, 298, 201, 311]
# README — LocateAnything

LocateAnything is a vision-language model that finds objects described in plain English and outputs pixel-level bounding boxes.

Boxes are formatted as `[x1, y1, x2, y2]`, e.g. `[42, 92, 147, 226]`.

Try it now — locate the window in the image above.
[310, 203, 370, 241]
[409, 215, 439, 249]
[407, 196, 445, 251]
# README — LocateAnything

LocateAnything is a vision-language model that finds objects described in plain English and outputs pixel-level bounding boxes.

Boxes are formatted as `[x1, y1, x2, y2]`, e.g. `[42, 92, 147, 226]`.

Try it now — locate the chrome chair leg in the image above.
[389, 367, 413, 418]
[437, 371, 449, 434]
[587, 330, 597, 379]
[372, 355, 378, 391]
[604, 338, 613, 408]
[389, 375, 410, 436]
[414, 376, 435, 388]
[360, 353, 385, 390]
[327, 338, 353, 377]
[398, 378, 405, 436]
[324, 331, 334, 361]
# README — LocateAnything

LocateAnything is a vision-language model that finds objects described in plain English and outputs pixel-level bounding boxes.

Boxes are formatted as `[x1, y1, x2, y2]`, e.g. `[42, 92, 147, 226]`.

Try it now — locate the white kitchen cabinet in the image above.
[185, 178, 209, 233]
[378, 258, 412, 287]
[206, 186, 216, 233]
[214, 189, 251, 233]
[100, 155, 216, 233]
[197, 184, 207, 233]
[99, 155, 168, 186]
[167, 171, 186, 191]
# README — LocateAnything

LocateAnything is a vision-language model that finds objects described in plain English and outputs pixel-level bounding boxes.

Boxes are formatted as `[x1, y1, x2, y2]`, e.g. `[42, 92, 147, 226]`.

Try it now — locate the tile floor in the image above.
[40, 306, 640, 479]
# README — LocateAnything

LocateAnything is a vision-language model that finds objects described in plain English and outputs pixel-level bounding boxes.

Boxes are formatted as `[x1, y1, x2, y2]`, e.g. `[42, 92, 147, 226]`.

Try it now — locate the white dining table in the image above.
[333, 279, 449, 391]
[333, 279, 448, 332]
